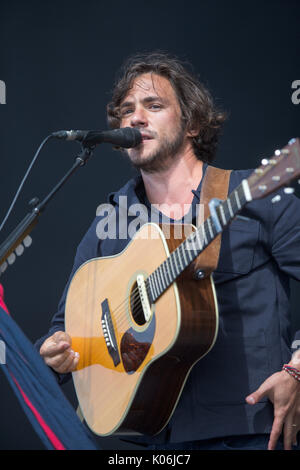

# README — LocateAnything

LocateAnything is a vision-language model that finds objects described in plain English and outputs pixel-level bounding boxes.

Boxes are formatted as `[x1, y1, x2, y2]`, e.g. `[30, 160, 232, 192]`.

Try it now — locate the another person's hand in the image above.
[40, 331, 79, 374]
[246, 352, 300, 450]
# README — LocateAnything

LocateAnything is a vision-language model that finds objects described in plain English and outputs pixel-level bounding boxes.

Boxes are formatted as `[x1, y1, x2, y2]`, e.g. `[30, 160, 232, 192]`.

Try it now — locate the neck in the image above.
[141, 148, 203, 219]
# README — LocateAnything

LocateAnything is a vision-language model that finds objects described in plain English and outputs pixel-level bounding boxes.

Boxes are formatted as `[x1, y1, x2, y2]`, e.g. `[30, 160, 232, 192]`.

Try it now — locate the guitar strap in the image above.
[192, 165, 232, 277]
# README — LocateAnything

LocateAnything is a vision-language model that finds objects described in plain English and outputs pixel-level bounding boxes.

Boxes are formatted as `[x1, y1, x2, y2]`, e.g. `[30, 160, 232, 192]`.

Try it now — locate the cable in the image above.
[0, 135, 54, 233]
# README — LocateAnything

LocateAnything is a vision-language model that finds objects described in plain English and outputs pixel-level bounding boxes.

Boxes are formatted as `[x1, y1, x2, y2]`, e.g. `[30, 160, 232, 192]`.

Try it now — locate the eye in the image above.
[149, 103, 162, 110]
[121, 108, 133, 116]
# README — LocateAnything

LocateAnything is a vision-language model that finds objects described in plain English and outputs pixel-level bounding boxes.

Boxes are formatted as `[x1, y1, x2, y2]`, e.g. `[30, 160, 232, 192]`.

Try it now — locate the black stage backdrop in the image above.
[0, 0, 299, 450]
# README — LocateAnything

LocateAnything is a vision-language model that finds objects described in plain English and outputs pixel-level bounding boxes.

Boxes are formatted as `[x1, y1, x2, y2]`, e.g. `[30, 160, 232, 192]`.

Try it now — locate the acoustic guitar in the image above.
[65, 138, 300, 437]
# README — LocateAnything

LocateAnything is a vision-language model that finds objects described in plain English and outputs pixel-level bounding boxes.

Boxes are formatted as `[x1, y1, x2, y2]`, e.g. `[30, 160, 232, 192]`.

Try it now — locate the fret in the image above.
[177, 246, 185, 271]
[230, 193, 238, 213]
[195, 229, 204, 252]
[201, 223, 208, 245]
[173, 249, 181, 276]
[192, 232, 201, 256]
[148, 276, 155, 301]
[238, 184, 247, 206]
[153, 270, 160, 296]
[157, 265, 166, 291]
[156, 268, 164, 293]
[180, 243, 189, 267]
[168, 254, 177, 279]
[145, 278, 154, 305]
[234, 190, 241, 210]
[150, 275, 158, 299]
[219, 203, 227, 226]
[170, 252, 180, 277]
[206, 217, 214, 239]
[164, 258, 172, 284]
[227, 197, 234, 218]
[161, 264, 169, 289]
[209, 216, 219, 239]
[184, 239, 194, 262]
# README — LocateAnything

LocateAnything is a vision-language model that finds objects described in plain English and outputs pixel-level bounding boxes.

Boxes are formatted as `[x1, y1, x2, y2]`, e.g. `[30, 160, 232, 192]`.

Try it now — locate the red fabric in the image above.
[0, 283, 66, 450]
[10, 373, 66, 450]
[0, 284, 9, 314]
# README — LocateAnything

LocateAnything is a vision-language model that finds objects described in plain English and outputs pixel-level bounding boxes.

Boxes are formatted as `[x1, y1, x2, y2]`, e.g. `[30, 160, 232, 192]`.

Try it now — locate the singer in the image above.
[36, 52, 300, 450]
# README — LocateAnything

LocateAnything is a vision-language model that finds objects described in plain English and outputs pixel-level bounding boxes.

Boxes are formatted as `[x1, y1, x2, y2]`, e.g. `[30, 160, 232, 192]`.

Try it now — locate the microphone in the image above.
[51, 127, 142, 148]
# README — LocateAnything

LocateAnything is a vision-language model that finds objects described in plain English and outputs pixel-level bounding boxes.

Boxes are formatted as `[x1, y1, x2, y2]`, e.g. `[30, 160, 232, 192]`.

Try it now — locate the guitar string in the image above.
[78, 235, 207, 370]
[77, 218, 220, 368]
[79, 292, 184, 410]
[97, 210, 220, 330]
[77, 249, 186, 367]
[101, 228, 207, 327]
[79, 190, 241, 356]
[78, 244, 202, 368]
[74, 190, 253, 409]
[106, 235, 206, 328]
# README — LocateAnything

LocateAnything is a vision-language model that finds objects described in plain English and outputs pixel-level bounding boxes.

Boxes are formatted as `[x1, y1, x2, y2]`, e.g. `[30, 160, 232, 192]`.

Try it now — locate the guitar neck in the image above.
[146, 182, 248, 303]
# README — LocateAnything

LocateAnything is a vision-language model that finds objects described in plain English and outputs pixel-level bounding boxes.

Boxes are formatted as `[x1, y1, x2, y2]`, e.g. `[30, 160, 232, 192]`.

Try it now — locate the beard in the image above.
[125, 123, 186, 174]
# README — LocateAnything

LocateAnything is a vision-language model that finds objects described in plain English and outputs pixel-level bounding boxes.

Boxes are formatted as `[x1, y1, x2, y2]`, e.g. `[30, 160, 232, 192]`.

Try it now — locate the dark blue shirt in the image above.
[35, 166, 300, 443]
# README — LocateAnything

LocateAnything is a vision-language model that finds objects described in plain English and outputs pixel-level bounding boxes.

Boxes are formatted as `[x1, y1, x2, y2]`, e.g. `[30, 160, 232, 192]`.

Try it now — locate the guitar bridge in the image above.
[101, 298, 120, 367]
[136, 274, 152, 322]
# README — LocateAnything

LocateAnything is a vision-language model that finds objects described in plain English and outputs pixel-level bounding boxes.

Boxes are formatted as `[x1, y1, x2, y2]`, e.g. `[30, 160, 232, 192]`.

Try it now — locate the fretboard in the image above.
[146, 182, 247, 303]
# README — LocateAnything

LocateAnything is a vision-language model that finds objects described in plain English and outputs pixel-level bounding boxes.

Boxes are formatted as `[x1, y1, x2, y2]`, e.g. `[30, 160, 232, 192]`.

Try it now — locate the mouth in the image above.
[140, 133, 154, 142]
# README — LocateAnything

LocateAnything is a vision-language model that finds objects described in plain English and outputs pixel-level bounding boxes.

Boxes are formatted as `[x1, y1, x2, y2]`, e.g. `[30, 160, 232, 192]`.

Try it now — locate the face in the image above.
[119, 73, 188, 173]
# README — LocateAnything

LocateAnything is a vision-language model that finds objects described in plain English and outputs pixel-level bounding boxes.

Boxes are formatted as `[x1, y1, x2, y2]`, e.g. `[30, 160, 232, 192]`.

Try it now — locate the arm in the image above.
[246, 190, 300, 450]
[36, 216, 101, 381]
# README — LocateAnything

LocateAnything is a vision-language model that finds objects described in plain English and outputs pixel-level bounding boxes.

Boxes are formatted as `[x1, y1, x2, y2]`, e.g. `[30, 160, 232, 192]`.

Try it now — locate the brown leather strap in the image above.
[193, 166, 232, 276]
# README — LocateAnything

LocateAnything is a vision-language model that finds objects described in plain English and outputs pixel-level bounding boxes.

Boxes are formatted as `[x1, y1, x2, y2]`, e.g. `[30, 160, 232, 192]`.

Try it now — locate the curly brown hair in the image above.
[107, 52, 227, 163]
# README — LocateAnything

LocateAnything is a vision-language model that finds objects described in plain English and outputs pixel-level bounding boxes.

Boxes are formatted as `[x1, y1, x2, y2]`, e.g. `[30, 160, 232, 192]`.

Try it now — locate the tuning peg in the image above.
[261, 159, 269, 166]
[284, 187, 295, 194]
[15, 244, 25, 256]
[275, 150, 281, 156]
[23, 236, 32, 247]
[7, 253, 16, 265]
[0, 261, 8, 273]
[272, 195, 281, 203]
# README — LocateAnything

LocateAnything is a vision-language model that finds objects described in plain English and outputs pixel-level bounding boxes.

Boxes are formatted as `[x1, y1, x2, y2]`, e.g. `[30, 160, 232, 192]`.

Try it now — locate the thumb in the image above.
[52, 331, 71, 345]
[246, 382, 269, 405]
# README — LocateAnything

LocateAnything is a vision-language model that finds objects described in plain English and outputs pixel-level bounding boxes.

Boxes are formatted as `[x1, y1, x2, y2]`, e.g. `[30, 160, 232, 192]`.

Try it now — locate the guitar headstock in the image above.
[248, 138, 300, 200]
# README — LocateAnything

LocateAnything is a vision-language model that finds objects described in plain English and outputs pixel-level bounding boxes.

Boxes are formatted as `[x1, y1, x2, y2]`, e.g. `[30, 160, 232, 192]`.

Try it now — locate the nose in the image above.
[130, 106, 148, 128]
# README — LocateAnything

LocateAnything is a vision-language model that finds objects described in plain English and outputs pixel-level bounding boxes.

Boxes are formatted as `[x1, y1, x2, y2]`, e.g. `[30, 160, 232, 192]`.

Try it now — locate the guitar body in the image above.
[65, 222, 218, 436]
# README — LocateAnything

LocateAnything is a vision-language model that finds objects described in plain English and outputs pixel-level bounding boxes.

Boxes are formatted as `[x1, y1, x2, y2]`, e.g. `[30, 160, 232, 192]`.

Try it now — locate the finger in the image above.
[44, 347, 74, 368]
[246, 383, 269, 405]
[268, 415, 284, 450]
[52, 350, 80, 374]
[283, 420, 294, 450]
[293, 430, 299, 447]
[291, 425, 299, 446]
[40, 339, 71, 358]
[52, 331, 71, 342]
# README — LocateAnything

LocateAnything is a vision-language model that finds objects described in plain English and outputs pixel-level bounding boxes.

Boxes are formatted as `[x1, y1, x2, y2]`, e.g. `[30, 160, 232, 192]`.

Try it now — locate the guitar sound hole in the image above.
[130, 282, 146, 326]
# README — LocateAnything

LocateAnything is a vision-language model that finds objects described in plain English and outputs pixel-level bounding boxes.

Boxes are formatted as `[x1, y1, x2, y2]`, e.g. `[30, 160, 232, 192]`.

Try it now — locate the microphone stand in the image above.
[0, 144, 94, 269]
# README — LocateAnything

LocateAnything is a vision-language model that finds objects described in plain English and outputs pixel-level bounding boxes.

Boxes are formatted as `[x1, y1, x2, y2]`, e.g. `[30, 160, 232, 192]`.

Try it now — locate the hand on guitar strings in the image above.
[39, 331, 80, 374]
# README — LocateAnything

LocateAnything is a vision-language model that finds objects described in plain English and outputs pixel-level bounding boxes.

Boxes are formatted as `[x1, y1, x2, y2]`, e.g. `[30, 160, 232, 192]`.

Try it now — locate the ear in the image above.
[186, 127, 200, 138]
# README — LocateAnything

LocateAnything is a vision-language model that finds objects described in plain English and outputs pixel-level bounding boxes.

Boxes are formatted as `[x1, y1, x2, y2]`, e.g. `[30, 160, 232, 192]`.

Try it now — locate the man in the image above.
[36, 52, 300, 450]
